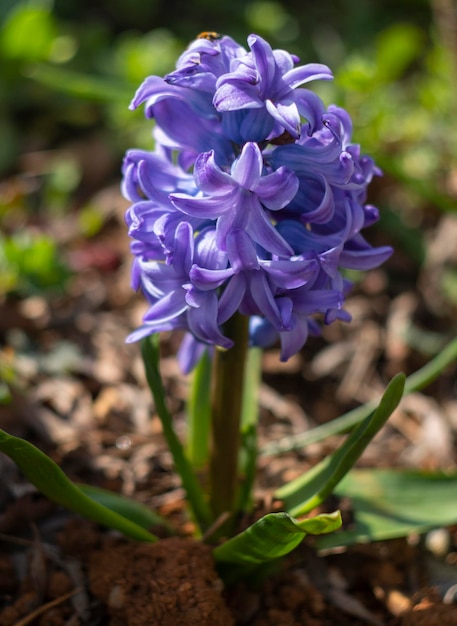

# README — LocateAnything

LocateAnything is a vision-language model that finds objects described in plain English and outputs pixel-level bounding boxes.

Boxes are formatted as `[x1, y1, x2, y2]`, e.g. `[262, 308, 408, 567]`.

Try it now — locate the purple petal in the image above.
[363, 204, 380, 227]
[279, 317, 309, 361]
[189, 265, 234, 290]
[194, 226, 229, 270]
[283, 63, 333, 89]
[265, 99, 301, 138]
[293, 288, 344, 314]
[171, 189, 235, 219]
[194, 151, 233, 193]
[340, 243, 393, 270]
[187, 292, 233, 348]
[261, 257, 318, 288]
[143, 290, 188, 323]
[292, 88, 326, 133]
[246, 198, 294, 256]
[177, 334, 209, 375]
[249, 316, 278, 348]
[173, 221, 194, 275]
[126, 321, 178, 343]
[214, 79, 263, 111]
[129, 76, 170, 111]
[318, 244, 343, 278]
[256, 167, 299, 210]
[276, 296, 294, 328]
[239, 108, 275, 142]
[231, 142, 263, 188]
[226, 229, 259, 271]
[121, 163, 142, 202]
[250, 271, 286, 330]
[130, 75, 213, 118]
[218, 274, 247, 324]
[248, 34, 276, 97]
[295, 175, 335, 223]
[272, 49, 295, 74]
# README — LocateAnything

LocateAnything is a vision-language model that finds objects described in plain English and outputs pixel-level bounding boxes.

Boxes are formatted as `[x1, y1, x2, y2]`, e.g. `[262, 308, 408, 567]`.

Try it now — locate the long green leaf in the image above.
[30, 63, 132, 103]
[261, 336, 457, 456]
[0, 429, 158, 542]
[142, 335, 212, 529]
[237, 346, 262, 512]
[317, 469, 457, 549]
[276, 373, 405, 517]
[187, 349, 212, 469]
[213, 511, 341, 565]
[78, 484, 172, 532]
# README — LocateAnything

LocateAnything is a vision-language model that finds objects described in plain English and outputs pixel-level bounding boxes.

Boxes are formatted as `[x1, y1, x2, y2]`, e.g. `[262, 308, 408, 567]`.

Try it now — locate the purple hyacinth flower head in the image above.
[122, 32, 392, 370]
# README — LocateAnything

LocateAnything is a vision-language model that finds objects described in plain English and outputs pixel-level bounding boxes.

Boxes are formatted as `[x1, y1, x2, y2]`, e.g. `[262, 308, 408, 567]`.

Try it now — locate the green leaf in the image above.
[142, 335, 212, 529]
[275, 373, 405, 517]
[237, 346, 262, 512]
[317, 469, 457, 549]
[29, 63, 132, 103]
[187, 349, 212, 469]
[77, 484, 172, 532]
[0, 429, 158, 543]
[213, 511, 342, 565]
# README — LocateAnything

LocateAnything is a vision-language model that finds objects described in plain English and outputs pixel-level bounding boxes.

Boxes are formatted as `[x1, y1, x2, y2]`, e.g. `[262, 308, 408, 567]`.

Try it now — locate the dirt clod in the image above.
[89, 536, 234, 625]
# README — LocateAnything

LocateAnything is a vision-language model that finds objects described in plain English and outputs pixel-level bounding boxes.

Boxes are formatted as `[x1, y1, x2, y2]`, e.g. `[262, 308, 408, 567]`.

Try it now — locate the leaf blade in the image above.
[317, 469, 457, 549]
[276, 373, 405, 517]
[0, 429, 158, 543]
[213, 511, 341, 565]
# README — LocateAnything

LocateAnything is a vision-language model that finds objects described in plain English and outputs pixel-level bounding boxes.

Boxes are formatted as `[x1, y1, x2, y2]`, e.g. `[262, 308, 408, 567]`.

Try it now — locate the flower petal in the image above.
[239, 108, 275, 142]
[126, 320, 180, 343]
[187, 292, 233, 348]
[218, 274, 247, 324]
[247, 34, 276, 97]
[177, 334, 210, 375]
[283, 63, 333, 89]
[340, 242, 393, 270]
[250, 271, 285, 329]
[194, 151, 233, 193]
[246, 199, 294, 256]
[231, 142, 263, 188]
[292, 88, 326, 133]
[171, 190, 234, 219]
[213, 79, 263, 110]
[256, 166, 299, 210]
[143, 290, 188, 323]
[226, 229, 260, 271]
[279, 316, 309, 361]
[261, 257, 318, 288]
[189, 265, 234, 290]
[265, 99, 301, 138]
[173, 221, 194, 275]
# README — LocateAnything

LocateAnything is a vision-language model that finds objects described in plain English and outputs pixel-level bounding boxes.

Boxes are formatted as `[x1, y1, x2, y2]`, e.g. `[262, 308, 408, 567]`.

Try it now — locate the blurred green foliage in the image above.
[0, 232, 70, 295]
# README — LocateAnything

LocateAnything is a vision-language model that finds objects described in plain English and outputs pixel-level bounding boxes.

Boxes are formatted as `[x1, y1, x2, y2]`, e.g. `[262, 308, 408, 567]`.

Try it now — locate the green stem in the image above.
[209, 313, 249, 521]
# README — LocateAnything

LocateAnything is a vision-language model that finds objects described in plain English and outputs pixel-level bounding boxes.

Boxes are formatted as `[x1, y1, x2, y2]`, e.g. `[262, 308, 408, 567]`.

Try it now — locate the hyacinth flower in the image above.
[123, 32, 393, 528]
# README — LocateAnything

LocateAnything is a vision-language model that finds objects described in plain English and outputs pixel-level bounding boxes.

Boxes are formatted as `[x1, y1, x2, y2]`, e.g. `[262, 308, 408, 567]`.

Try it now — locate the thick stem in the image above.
[209, 313, 249, 522]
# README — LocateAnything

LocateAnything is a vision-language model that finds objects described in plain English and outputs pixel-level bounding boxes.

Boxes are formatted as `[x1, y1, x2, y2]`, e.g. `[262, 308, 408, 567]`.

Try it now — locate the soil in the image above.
[1, 140, 457, 624]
